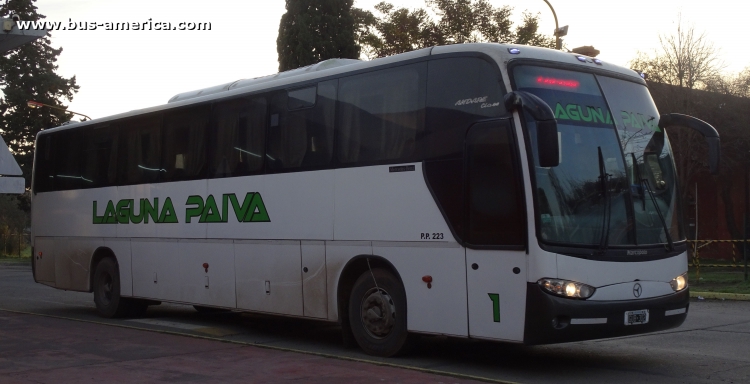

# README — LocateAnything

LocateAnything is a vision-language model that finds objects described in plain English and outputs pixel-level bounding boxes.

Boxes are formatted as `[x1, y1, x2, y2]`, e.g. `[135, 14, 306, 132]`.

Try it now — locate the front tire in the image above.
[93, 257, 130, 318]
[348, 268, 413, 357]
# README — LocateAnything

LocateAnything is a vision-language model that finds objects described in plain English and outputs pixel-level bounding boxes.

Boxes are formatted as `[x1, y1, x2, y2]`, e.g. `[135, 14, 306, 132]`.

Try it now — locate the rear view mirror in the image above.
[504, 91, 559, 167]
[658, 114, 720, 175]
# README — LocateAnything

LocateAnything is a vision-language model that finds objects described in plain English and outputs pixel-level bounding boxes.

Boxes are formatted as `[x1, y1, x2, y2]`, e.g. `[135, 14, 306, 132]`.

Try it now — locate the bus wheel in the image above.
[93, 257, 130, 318]
[349, 268, 413, 357]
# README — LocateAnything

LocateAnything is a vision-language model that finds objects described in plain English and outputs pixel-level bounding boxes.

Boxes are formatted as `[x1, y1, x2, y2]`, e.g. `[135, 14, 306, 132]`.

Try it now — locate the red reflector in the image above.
[422, 275, 433, 283]
[536, 76, 580, 88]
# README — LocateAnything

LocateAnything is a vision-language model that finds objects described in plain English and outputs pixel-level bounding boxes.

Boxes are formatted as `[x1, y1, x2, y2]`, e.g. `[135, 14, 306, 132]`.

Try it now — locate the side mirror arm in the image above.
[658, 113, 720, 175]
[504, 91, 559, 167]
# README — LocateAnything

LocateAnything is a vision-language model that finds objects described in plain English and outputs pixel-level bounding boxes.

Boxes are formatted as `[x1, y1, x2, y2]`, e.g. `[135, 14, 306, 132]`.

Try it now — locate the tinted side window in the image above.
[53, 128, 87, 191]
[162, 106, 209, 182]
[211, 97, 266, 178]
[82, 124, 118, 188]
[33, 134, 54, 193]
[465, 121, 523, 246]
[267, 81, 335, 170]
[117, 115, 162, 185]
[337, 63, 426, 164]
[426, 57, 506, 160]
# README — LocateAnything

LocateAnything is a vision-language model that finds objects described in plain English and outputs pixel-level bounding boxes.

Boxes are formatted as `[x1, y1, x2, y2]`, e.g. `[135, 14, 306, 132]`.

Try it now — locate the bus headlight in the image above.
[538, 278, 596, 299]
[670, 273, 688, 291]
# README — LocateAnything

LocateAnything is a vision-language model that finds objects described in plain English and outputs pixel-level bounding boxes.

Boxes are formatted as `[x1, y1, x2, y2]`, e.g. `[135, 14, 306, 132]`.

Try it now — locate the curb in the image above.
[691, 291, 750, 301]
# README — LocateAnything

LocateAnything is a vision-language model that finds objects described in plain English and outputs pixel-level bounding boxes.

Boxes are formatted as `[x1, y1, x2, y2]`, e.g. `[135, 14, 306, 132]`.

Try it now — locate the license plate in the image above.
[624, 309, 649, 325]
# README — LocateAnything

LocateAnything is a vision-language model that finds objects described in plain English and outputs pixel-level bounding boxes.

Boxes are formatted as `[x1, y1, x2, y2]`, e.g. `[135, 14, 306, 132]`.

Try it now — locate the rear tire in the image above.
[348, 268, 414, 357]
[93, 257, 130, 318]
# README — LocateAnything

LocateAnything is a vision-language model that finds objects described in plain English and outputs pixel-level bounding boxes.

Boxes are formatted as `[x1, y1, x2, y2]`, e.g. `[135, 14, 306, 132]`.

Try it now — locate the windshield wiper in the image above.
[640, 178, 675, 251]
[631, 153, 646, 211]
[597, 147, 612, 254]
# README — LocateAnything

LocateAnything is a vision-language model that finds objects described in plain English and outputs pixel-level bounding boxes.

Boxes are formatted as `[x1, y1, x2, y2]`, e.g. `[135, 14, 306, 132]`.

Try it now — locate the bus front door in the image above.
[463, 119, 527, 342]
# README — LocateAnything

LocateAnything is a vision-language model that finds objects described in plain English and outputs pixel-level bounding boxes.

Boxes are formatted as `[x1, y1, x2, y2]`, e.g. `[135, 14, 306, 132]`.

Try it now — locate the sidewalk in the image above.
[0, 310, 487, 384]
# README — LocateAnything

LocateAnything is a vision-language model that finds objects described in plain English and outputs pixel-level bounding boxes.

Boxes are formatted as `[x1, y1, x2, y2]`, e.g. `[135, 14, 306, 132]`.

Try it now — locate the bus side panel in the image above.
[333, 164, 452, 242]
[207, 171, 334, 241]
[301, 240, 328, 318]
[131, 239, 181, 302]
[116, 184, 155, 239]
[373, 242, 468, 337]
[104, 238, 133, 296]
[33, 237, 56, 286]
[325, 241, 372, 321]
[235, 240, 303, 316]
[177, 239, 236, 308]
[53, 237, 99, 292]
[32, 188, 118, 238]
[153, 180, 208, 240]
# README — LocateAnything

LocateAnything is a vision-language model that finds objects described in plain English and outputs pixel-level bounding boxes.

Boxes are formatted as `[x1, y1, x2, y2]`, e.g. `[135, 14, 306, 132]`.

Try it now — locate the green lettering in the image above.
[116, 199, 132, 224]
[488, 293, 500, 322]
[245, 193, 270, 222]
[591, 107, 605, 123]
[579, 106, 593, 122]
[566, 104, 580, 120]
[222, 194, 229, 223]
[200, 195, 222, 223]
[103, 201, 117, 224]
[185, 195, 204, 223]
[606, 111, 613, 125]
[93, 201, 104, 224]
[229, 193, 254, 222]
[130, 199, 144, 224]
[631, 112, 643, 128]
[554, 103, 569, 120]
[143, 198, 159, 224]
[158, 197, 178, 223]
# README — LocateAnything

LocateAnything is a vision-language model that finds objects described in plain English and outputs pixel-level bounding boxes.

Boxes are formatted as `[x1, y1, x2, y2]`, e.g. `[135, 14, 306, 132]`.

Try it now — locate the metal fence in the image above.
[0, 232, 29, 258]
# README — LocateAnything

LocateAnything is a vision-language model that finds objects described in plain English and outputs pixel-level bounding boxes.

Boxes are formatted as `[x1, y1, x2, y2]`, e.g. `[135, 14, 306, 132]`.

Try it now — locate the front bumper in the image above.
[524, 283, 689, 345]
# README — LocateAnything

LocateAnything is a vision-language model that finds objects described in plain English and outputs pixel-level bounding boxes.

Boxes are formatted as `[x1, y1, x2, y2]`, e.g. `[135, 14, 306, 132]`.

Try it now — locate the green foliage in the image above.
[0, 0, 79, 187]
[277, 0, 360, 71]
[0, 194, 27, 234]
[356, 0, 556, 59]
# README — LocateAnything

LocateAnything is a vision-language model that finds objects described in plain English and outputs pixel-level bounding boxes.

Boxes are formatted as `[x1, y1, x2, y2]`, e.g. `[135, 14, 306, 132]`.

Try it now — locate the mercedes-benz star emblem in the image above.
[633, 283, 643, 298]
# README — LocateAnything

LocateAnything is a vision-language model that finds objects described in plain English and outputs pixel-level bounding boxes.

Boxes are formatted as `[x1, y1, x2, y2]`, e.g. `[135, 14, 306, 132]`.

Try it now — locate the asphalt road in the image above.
[1, 262, 749, 383]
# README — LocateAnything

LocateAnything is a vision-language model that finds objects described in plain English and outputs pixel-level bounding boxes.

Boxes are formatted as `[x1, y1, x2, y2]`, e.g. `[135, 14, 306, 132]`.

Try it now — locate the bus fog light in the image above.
[538, 278, 595, 299]
[670, 273, 688, 291]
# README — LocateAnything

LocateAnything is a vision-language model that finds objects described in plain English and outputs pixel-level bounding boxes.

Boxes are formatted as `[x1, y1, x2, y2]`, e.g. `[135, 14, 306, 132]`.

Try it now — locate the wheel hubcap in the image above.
[98, 273, 113, 305]
[360, 287, 396, 339]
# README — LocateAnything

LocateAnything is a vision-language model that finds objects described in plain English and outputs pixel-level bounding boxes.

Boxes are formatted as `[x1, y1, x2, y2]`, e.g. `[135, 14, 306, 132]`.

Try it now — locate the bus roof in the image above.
[38, 43, 644, 136]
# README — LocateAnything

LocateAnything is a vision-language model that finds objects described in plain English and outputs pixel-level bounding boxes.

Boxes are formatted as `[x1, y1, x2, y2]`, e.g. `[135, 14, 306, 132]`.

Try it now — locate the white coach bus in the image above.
[31, 43, 719, 357]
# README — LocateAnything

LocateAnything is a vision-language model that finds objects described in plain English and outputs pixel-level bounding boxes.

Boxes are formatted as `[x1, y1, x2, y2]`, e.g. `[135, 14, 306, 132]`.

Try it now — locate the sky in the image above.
[19, 0, 750, 121]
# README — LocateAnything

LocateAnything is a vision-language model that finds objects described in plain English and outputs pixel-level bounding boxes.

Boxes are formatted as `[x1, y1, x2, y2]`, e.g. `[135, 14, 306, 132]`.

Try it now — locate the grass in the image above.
[0, 246, 31, 265]
[689, 264, 750, 294]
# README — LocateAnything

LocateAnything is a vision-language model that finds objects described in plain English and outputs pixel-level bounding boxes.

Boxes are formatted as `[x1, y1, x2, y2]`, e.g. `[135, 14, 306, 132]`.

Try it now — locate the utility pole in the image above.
[542, 0, 567, 50]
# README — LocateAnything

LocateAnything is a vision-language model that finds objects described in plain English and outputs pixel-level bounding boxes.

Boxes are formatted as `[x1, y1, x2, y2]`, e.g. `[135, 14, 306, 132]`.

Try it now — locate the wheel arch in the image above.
[88, 246, 118, 293]
[336, 254, 405, 329]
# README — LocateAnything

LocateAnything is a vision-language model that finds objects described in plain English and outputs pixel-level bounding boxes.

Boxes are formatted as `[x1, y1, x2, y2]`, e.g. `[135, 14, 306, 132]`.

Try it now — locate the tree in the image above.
[0, 0, 79, 188]
[277, 0, 360, 71]
[630, 15, 723, 90]
[356, 0, 555, 59]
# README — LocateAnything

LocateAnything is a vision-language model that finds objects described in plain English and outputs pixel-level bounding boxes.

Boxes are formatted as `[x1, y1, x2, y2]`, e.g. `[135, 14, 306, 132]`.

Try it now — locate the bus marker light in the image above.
[576, 56, 587, 62]
[536, 76, 580, 88]
[508, 48, 521, 54]
[203, 263, 209, 273]
[422, 275, 433, 289]
[594, 59, 602, 65]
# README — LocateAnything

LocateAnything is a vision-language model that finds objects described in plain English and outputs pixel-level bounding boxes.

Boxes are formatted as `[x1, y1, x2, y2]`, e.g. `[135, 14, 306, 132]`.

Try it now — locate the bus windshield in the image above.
[513, 65, 683, 249]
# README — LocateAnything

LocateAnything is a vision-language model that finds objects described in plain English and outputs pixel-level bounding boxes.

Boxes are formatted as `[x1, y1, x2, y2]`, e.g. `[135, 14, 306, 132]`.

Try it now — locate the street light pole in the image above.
[542, 0, 562, 50]
[27, 100, 91, 121]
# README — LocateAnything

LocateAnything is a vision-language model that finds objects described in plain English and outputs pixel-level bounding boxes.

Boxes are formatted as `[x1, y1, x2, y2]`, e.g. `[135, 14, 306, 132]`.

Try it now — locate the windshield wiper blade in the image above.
[597, 147, 612, 254]
[641, 178, 675, 251]
[631, 153, 646, 211]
